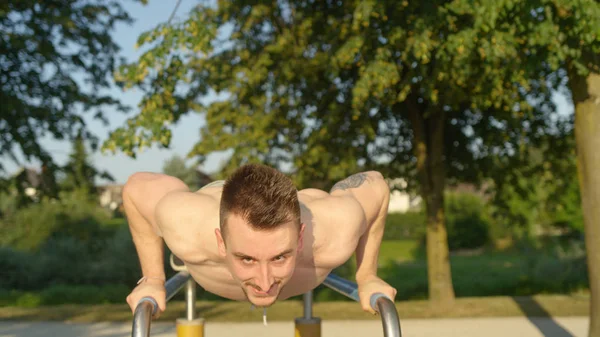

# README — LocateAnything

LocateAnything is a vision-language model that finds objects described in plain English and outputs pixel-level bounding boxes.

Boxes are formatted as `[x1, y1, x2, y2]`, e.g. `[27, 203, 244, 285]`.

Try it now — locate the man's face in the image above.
[215, 213, 304, 308]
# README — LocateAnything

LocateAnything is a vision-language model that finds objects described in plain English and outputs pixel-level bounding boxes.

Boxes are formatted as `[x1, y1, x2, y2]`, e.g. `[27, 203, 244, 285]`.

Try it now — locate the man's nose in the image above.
[256, 263, 274, 291]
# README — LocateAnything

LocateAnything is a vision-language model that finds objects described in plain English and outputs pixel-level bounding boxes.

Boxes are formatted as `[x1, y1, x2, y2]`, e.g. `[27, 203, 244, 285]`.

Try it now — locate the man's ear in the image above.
[215, 228, 227, 256]
[297, 223, 306, 252]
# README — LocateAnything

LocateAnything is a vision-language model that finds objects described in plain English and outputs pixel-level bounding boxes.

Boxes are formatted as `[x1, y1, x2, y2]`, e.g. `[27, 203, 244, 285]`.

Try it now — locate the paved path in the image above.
[0, 317, 589, 337]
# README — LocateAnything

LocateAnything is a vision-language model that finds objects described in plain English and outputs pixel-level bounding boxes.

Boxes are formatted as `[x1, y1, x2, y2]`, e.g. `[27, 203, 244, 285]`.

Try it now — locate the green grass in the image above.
[375, 240, 588, 301]
[378, 239, 420, 263]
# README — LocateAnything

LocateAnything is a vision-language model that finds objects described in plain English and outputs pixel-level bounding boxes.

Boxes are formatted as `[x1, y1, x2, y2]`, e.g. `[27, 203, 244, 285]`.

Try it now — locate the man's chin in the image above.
[249, 295, 277, 308]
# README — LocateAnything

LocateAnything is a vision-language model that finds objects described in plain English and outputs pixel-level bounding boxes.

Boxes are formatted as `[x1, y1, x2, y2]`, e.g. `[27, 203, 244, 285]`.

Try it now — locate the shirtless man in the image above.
[124, 163, 396, 318]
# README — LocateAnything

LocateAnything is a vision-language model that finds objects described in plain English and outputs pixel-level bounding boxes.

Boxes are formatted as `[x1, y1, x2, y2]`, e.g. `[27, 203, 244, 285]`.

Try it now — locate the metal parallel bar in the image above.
[375, 296, 402, 337]
[322, 273, 360, 301]
[303, 290, 313, 319]
[166, 271, 192, 301]
[131, 300, 153, 337]
[132, 271, 400, 336]
[132, 271, 191, 337]
[186, 278, 197, 320]
[323, 273, 402, 337]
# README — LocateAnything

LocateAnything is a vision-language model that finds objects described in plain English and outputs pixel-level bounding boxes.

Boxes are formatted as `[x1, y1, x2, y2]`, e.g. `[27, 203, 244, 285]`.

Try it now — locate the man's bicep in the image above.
[124, 172, 189, 236]
[329, 171, 389, 225]
[155, 192, 212, 261]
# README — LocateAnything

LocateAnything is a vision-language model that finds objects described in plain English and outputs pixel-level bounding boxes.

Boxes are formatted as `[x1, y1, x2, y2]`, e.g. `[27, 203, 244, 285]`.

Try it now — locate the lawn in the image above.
[378, 239, 421, 263]
[373, 240, 588, 301]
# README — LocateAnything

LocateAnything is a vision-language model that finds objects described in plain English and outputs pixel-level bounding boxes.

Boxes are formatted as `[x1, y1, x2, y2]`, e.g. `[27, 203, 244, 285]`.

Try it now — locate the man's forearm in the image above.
[354, 200, 388, 282]
[123, 191, 166, 281]
[132, 232, 165, 281]
[353, 176, 390, 283]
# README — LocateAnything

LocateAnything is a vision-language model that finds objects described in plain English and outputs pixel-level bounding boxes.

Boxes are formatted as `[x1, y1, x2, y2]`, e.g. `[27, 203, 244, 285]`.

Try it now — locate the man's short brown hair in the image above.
[219, 164, 300, 238]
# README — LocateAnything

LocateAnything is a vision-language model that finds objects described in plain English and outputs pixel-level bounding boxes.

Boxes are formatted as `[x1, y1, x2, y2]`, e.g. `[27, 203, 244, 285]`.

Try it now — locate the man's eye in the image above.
[242, 258, 254, 264]
[274, 255, 286, 262]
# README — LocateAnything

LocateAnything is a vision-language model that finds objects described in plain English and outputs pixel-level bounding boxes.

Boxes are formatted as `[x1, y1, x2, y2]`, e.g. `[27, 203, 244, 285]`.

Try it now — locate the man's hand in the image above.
[126, 278, 167, 318]
[357, 275, 397, 315]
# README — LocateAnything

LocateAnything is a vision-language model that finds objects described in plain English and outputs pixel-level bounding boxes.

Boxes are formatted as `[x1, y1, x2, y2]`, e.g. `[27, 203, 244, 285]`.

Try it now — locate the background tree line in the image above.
[105, 0, 598, 327]
[1, 1, 598, 336]
[104, 0, 598, 333]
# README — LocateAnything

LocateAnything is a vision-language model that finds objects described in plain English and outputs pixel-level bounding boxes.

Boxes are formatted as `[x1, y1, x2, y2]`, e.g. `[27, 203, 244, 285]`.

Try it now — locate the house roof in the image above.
[12, 167, 43, 188]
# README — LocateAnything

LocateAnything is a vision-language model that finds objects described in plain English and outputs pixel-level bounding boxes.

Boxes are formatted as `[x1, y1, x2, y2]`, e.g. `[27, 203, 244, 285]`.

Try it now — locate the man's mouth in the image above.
[248, 283, 278, 297]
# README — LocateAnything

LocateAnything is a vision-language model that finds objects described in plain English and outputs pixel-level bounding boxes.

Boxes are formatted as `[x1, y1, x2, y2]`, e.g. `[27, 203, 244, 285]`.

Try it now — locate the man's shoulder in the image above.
[155, 190, 219, 220]
[299, 188, 366, 222]
[299, 191, 367, 268]
[155, 191, 220, 259]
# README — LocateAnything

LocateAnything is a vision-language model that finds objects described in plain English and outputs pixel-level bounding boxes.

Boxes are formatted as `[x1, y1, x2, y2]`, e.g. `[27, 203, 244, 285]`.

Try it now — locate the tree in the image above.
[60, 132, 114, 196]
[104, 0, 599, 311]
[490, 133, 576, 244]
[0, 0, 145, 187]
[499, 2, 600, 333]
[162, 154, 201, 190]
[568, 63, 600, 337]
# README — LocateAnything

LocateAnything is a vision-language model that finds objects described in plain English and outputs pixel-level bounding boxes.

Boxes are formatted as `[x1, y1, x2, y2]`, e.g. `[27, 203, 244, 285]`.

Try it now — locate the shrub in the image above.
[0, 247, 37, 290]
[34, 237, 93, 286]
[0, 289, 25, 306]
[54, 189, 114, 240]
[89, 225, 142, 286]
[0, 189, 113, 252]
[0, 284, 131, 307]
[0, 198, 64, 251]
[39, 284, 130, 305]
[385, 192, 491, 250]
[544, 175, 585, 236]
[383, 211, 426, 240]
[0, 221, 141, 290]
[445, 191, 491, 250]
[15, 292, 43, 308]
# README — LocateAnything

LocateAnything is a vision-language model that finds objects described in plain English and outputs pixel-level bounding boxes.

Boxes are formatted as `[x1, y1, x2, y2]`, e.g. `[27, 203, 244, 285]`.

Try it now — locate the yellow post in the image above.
[294, 317, 321, 337]
[295, 290, 321, 337]
[176, 318, 204, 337]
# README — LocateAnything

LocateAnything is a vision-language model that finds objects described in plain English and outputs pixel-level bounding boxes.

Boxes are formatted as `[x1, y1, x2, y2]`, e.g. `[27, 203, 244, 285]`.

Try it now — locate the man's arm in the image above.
[122, 172, 189, 282]
[330, 171, 390, 283]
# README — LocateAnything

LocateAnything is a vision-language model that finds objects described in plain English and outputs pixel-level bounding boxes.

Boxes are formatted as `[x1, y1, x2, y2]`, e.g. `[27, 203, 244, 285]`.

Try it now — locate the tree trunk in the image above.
[408, 107, 456, 306]
[568, 68, 600, 337]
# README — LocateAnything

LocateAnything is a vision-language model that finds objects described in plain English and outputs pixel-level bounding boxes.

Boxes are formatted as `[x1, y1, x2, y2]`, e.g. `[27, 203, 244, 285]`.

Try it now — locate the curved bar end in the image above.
[375, 296, 402, 337]
[369, 292, 389, 312]
[137, 297, 159, 316]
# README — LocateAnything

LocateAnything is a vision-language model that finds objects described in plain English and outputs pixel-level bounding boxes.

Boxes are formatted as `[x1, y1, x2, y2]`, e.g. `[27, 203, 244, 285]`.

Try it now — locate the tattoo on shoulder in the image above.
[330, 173, 368, 192]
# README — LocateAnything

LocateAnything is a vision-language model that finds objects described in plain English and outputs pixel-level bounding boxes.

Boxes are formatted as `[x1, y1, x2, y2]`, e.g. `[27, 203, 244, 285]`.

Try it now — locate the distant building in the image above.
[9, 167, 50, 201]
[385, 178, 422, 213]
[385, 177, 491, 214]
[97, 184, 124, 211]
[447, 181, 491, 201]
[388, 189, 422, 213]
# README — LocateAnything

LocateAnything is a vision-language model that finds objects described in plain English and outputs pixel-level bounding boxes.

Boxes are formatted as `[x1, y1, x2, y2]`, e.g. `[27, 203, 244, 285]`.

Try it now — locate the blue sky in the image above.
[1, 0, 575, 185]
